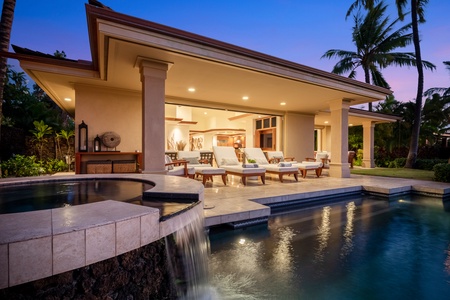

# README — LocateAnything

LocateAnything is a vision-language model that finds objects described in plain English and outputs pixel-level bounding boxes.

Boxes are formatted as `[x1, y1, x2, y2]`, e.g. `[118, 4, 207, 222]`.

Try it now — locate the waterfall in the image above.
[165, 210, 216, 299]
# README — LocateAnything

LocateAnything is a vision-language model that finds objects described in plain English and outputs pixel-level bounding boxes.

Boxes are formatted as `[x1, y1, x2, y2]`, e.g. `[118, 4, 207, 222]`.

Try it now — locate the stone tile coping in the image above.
[0, 174, 204, 289]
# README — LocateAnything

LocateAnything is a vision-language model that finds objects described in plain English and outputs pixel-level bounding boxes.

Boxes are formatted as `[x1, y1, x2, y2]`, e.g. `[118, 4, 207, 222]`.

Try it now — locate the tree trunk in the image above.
[405, 0, 424, 168]
[0, 0, 17, 156]
[363, 66, 373, 111]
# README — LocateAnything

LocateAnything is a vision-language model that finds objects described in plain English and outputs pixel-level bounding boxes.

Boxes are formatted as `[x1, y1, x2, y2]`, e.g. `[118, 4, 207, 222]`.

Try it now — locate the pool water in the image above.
[208, 194, 450, 299]
[0, 179, 153, 214]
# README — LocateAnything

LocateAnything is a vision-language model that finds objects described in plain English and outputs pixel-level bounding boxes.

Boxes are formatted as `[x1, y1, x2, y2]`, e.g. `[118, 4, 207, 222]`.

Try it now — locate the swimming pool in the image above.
[0, 179, 154, 214]
[208, 194, 450, 299]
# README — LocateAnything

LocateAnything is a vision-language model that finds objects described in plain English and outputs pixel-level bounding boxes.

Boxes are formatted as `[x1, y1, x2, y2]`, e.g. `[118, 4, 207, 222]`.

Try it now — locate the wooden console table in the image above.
[75, 152, 142, 174]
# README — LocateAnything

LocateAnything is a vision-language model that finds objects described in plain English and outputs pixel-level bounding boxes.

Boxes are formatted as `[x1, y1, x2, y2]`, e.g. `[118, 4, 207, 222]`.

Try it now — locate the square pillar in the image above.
[139, 59, 171, 173]
[362, 121, 375, 168]
[329, 99, 351, 178]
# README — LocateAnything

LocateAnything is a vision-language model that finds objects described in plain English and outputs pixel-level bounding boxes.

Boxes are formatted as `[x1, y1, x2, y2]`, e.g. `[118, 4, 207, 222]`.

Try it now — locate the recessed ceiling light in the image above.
[64, 97, 72, 102]
[204, 112, 207, 115]
[242, 96, 249, 100]
[188, 87, 196, 92]
[324, 121, 329, 124]
[280, 102, 286, 106]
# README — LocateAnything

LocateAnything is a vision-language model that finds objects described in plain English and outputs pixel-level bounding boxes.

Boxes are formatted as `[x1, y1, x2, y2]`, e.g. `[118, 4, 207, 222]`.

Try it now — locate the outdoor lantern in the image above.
[78, 120, 88, 152]
[94, 134, 102, 152]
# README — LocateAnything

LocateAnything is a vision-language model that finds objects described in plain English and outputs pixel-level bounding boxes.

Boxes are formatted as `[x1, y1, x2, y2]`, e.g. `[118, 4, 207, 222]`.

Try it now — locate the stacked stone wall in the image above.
[0, 239, 176, 299]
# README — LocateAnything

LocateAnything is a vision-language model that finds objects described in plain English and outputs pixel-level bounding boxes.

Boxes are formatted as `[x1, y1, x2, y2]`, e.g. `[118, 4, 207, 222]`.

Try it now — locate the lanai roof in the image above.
[5, 2, 394, 124]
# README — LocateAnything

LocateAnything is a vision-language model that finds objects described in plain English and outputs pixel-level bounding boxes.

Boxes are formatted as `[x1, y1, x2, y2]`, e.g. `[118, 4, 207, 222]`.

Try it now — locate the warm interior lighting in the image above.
[242, 96, 249, 100]
[324, 121, 329, 124]
[64, 97, 72, 101]
[280, 102, 286, 106]
[204, 112, 207, 115]
[349, 123, 353, 126]
[188, 87, 196, 92]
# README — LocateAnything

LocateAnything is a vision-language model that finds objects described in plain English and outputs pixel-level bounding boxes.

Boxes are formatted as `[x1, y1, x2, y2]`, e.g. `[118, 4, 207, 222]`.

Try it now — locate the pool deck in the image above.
[201, 171, 450, 227]
[49, 170, 450, 227]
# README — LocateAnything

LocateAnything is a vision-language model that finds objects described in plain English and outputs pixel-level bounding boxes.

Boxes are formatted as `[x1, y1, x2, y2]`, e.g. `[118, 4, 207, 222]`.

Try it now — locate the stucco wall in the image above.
[75, 86, 142, 152]
[322, 126, 332, 152]
[283, 113, 315, 162]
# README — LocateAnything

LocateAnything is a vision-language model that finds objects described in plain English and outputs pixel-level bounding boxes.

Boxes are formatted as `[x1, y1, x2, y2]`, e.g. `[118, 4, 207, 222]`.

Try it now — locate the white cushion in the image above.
[278, 162, 292, 167]
[263, 164, 298, 172]
[195, 167, 226, 175]
[254, 158, 268, 165]
[221, 157, 240, 165]
[181, 157, 199, 164]
[222, 165, 266, 174]
[296, 162, 322, 170]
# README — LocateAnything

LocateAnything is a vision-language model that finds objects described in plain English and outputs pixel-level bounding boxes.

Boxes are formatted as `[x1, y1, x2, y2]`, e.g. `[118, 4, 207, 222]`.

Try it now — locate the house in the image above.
[5, 2, 397, 178]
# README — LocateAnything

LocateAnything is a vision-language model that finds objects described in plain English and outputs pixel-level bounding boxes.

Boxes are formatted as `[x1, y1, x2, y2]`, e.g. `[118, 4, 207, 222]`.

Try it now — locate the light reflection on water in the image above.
[314, 206, 331, 263]
[340, 201, 356, 259]
[209, 195, 450, 299]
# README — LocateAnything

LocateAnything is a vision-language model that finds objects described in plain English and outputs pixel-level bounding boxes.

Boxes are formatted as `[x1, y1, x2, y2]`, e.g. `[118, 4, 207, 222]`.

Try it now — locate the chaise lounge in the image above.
[178, 150, 227, 186]
[266, 151, 323, 178]
[244, 148, 299, 182]
[164, 155, 195, 178]
[213, 146, 266, 185]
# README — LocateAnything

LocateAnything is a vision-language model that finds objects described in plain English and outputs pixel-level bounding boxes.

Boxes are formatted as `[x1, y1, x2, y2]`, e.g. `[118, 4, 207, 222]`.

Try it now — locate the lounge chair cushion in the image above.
[255, 158, 269, 165]
[221, 157, 240, 165]
[244, 148, 299, 173]
[278, 162, 292, 167]
[222, 165, 266, 174]
[262, 164, 299, 172]
[195, 167, 226, 175]
[295, 162, 322, 170]
[181, 157, 199, 164]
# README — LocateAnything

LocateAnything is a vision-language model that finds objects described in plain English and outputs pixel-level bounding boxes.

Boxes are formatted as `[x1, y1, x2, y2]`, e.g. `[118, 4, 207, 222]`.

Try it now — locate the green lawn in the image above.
[350, 167, 435, 181]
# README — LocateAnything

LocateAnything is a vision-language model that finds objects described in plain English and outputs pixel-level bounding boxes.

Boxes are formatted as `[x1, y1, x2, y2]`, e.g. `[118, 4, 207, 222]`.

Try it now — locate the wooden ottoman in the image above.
[195, 167, 227, 186]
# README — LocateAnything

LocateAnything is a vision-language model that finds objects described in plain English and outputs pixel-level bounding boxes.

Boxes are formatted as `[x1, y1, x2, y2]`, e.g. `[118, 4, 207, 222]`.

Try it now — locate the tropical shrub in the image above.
[386, 157, 406, 168]
[43, 159, 68, 174]
[415, 158, 448, 171]
[433, 163, 450, 183]
[354, 149, 363, 166]
[0, 154, 44, 177]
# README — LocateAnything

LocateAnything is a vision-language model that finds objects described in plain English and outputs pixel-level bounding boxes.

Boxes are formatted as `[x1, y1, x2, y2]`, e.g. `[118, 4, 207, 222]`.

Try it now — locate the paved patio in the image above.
[202, 171, 450, 228]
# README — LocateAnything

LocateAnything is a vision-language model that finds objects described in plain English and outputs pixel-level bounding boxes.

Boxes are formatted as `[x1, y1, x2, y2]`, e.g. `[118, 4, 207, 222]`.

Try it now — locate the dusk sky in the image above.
[8, 0, 450, 106]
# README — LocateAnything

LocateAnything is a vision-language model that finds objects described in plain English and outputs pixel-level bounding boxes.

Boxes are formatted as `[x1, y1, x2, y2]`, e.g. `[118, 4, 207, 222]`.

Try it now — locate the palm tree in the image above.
[346, 0, 432, 168]
[322, 1, 434, 111]
[0, 0, 16, 151]
[424, 61, 450, 97]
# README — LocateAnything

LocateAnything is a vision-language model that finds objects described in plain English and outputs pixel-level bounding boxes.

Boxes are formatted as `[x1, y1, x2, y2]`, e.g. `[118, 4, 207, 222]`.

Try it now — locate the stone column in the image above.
[139, 59, 171, 174]
[362, 121, 375, 168]
[329, 99, 351, 178]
